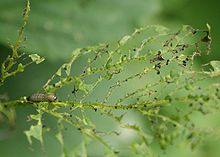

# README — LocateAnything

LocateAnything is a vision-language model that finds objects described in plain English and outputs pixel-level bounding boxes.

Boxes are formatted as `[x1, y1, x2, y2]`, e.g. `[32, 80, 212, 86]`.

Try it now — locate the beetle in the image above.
[27, 93, 57, 102]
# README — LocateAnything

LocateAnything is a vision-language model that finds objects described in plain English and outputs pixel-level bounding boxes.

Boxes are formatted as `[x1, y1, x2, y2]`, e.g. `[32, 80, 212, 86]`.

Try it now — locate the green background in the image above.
[0, 0, 220, 157]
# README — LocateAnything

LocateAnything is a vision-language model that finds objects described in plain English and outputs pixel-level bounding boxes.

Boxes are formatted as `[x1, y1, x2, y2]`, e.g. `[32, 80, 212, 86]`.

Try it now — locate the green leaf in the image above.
[155, 25, 168, 34]
[24, 112, 43, 145]
[63, 63, 71, 76]
[56, 131, 64, 146]
[131, 142, 153, 157]
[56, 68, 62, 77]
[72, 138, 90, 157]
[206, 23, 211, 34]
[0, 105, 16, 127]
[29, 54, 45, 64]
[105, 58, 112, 68]
[115, 114, 125, 122]
[118, 35, 131, 46]
[210, 60, 220, 72]
[17, 63, 24, 72]
[75, 78, 93, 94]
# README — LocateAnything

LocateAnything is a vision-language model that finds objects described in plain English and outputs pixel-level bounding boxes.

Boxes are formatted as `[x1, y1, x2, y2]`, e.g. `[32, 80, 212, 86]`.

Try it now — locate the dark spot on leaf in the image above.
[201, 34, 211, 43]
[114, 150, 120, 154]
[187, 133, 194, 139]
[183, 60, 187, 66]
[157, 71, 160, 75]
[192, 30, 197, 35]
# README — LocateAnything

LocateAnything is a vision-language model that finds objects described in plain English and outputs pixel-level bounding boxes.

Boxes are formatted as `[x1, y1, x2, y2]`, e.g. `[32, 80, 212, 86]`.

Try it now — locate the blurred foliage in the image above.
[0, 0, 160, 61]
[1, 0, 220, 157]
[0, 0, 44, 85]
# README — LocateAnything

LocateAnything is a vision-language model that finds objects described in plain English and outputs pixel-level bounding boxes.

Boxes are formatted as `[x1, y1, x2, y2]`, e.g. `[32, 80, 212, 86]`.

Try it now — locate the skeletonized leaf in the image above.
[24, 112, 43, 145]
[29, 54, 45, 64]
[210, 60, 220, 72]
[131, 142, 153, 157]
[118, 35, 131, 46]
[56, 131, 64, 146]
[17, 63, 24, 72]
[155, 25, 168, 34]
